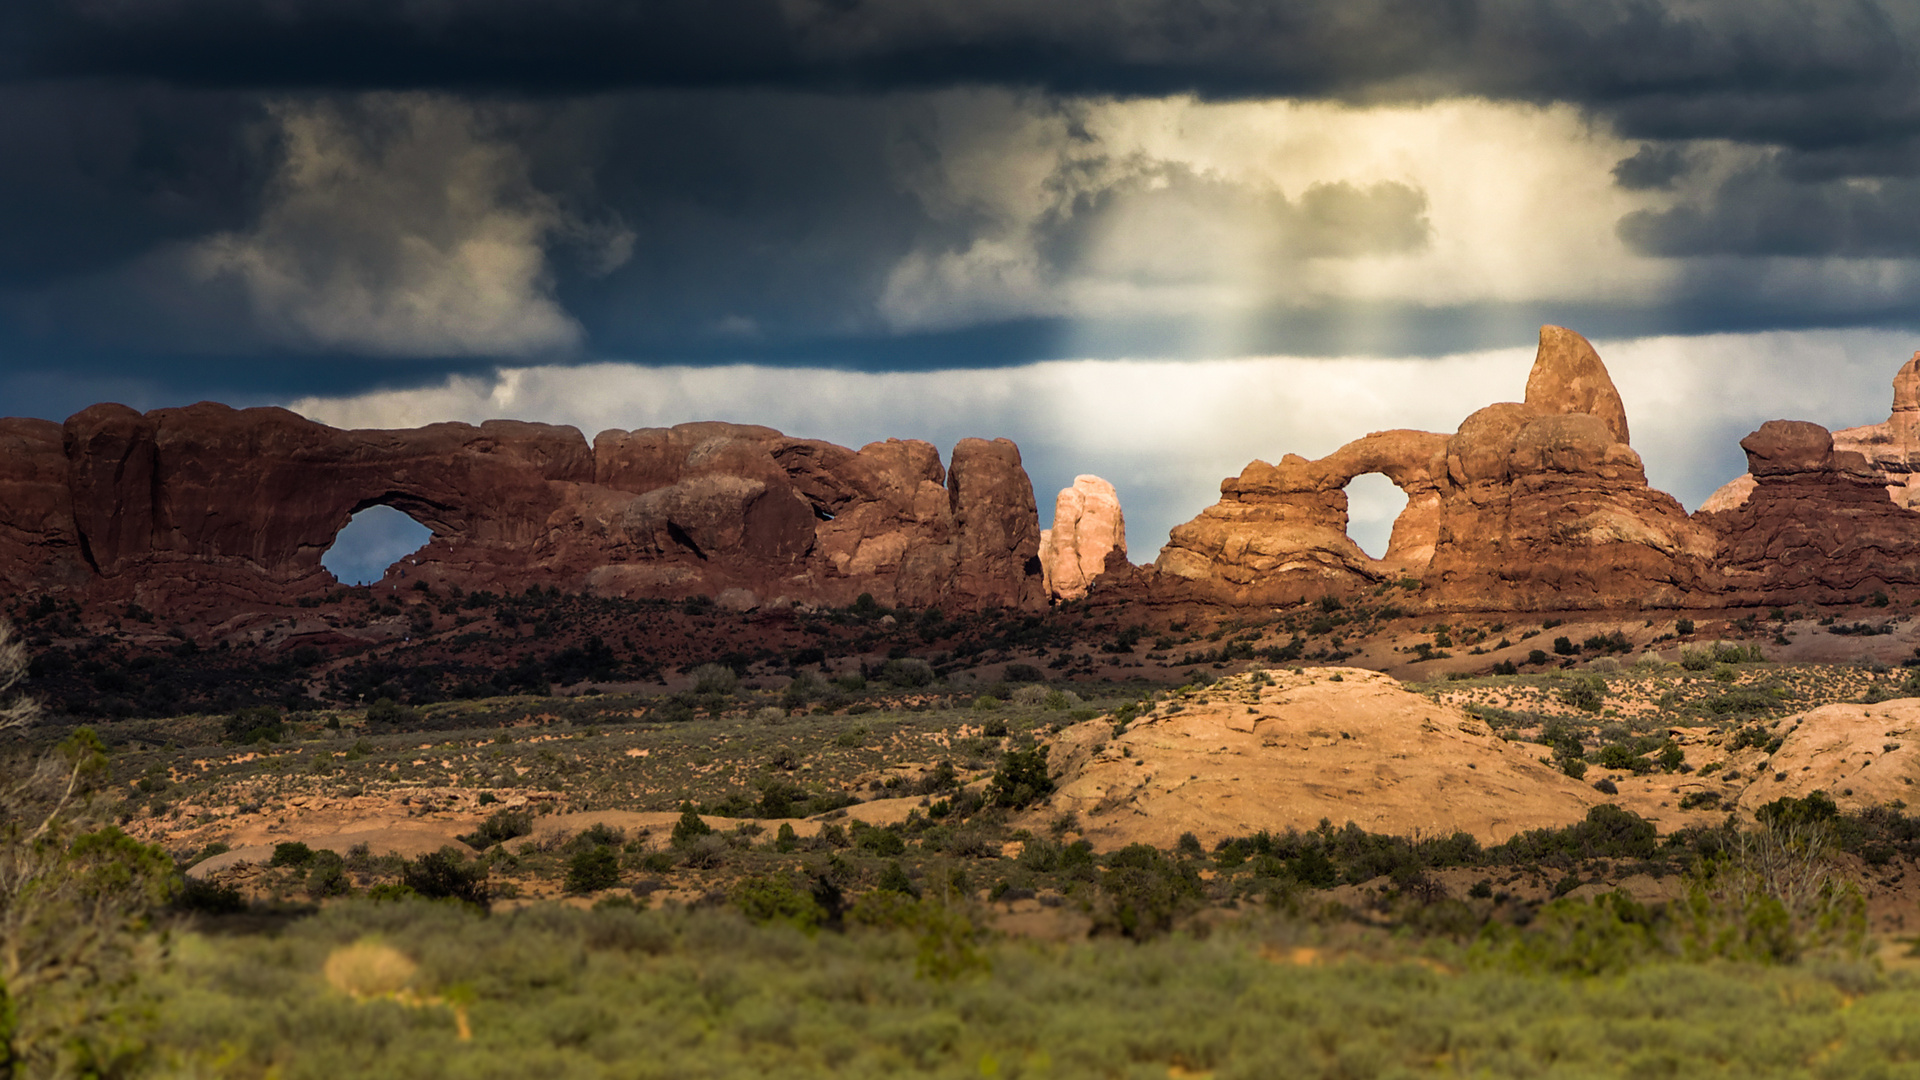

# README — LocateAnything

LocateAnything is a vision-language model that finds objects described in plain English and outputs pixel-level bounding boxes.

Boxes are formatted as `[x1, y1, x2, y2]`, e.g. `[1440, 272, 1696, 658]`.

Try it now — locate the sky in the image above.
[7, 0, 1920, 569]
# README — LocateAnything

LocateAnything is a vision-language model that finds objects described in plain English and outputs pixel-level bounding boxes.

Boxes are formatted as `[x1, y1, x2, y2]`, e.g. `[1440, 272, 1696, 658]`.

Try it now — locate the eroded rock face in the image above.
[0, 418, 88, 592]
[3, 405, 1050, 616]
[1039, 475, 1127, 601]
[1148, 326, 1714, 610]
[1711, 352, 1920, 513]
[1152, 430, 1450, 606]
[1696, 419, 1920, 603]
[1523, 324, 1631, 444]
[1424, 381, 1716, 611]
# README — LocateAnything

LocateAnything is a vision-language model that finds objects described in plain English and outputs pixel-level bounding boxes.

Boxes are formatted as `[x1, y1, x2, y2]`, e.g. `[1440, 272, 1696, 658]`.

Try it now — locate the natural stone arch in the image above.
[1339, 472, 1403, 561]
[322, 503, 434, 586]
[1314, 429, 1449, 575]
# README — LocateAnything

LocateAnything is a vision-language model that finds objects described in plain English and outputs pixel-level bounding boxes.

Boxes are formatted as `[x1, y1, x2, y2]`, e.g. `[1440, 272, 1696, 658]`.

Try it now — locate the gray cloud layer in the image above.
[1, 1, 1919, 405]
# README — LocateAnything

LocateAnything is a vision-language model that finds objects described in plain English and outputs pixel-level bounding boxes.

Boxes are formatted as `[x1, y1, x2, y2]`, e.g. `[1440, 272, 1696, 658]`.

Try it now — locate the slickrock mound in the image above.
[1734, 699, 1920, 814]
[1, 403, 1049, 616]
[1697, 420, 1920, 603]
[187, 823, 478, 879]
[1148, 326, 1715, 610]
[1039, 475, 1128, 601]
[1044, 668, 1597, 851]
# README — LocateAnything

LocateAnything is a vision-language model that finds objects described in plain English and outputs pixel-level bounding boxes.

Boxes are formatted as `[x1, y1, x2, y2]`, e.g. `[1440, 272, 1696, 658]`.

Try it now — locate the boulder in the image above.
[1039, 475, 1127, 601]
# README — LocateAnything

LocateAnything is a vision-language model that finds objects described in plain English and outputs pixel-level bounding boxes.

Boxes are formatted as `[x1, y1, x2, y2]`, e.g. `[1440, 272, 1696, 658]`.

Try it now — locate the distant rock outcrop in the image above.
[1696, 420, 1920, 603]
[1148, 326, 1715, 610]
[0, 404, 1047, 617]
[1704, 351, 1920, 514]
[1038, 475, 1127, 601]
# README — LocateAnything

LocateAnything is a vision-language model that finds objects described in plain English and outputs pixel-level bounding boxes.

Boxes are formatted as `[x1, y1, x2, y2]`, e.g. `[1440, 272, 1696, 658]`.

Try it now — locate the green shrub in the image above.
[1491, 805, 1658, 863]
[306, 850, 351, 898]
[268, 841, 314, 868]
[1484, 891, 1662, 976]
[853, 825, 907, 857]
[670, 803, 713, 848]
[880, 658, 935, 689]
[174, 875, 246, 914]
[1558, 676, 1604, 713]
[732, 874, 827, 930]
[690, 663, 739, 695]
[989, 745, 1054, 808]
[565, 846, 621, 894]
[874, 860, 920, 897]
[402, 847, 489, 906]
[1089, 843, 1203, 939]
[459, 808, 533, 849]
[224, 706, 284, 744]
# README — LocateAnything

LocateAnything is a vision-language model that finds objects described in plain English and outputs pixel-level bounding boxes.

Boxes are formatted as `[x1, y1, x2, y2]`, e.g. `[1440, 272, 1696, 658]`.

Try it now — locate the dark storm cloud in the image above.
[1620, 160, 1920, 257]
[0, 81, 271, 286]
[1611, 144, 1690, 191]
[2, 0, 1920, 417]
[9, 0, 1920, 148]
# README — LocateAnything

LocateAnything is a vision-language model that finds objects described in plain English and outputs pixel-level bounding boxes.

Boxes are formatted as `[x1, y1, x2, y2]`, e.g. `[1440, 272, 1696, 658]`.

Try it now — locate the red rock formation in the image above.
[1421, 327, 1716, 610]
[1146, 326, 1716, 610]
[1832, 351, 1920, 509]
[0, 405, 1049, 617]
[1151, 430, 1450, 606]
[945, 438, 1046, 611]
[1039, 475, 1127, 602]
[1705, 350, 1920, 513]
[0, 418, 87, 593]
[1696, 420, 1920, 603]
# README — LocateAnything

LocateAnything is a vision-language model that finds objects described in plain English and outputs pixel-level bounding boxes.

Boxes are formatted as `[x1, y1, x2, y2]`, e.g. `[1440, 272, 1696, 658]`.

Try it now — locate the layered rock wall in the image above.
[1696, 420, 1920, 603]
[0, 404, 1047, 616]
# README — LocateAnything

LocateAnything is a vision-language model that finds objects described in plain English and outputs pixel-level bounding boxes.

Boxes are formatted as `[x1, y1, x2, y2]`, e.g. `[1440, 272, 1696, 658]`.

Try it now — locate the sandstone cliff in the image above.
[0, 404, 1047, 616]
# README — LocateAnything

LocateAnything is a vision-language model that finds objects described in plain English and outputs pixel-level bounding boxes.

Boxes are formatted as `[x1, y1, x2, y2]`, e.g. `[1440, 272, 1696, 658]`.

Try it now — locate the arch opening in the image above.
[322, 505, 433, 586]
[1343, 472, 1407, 561]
